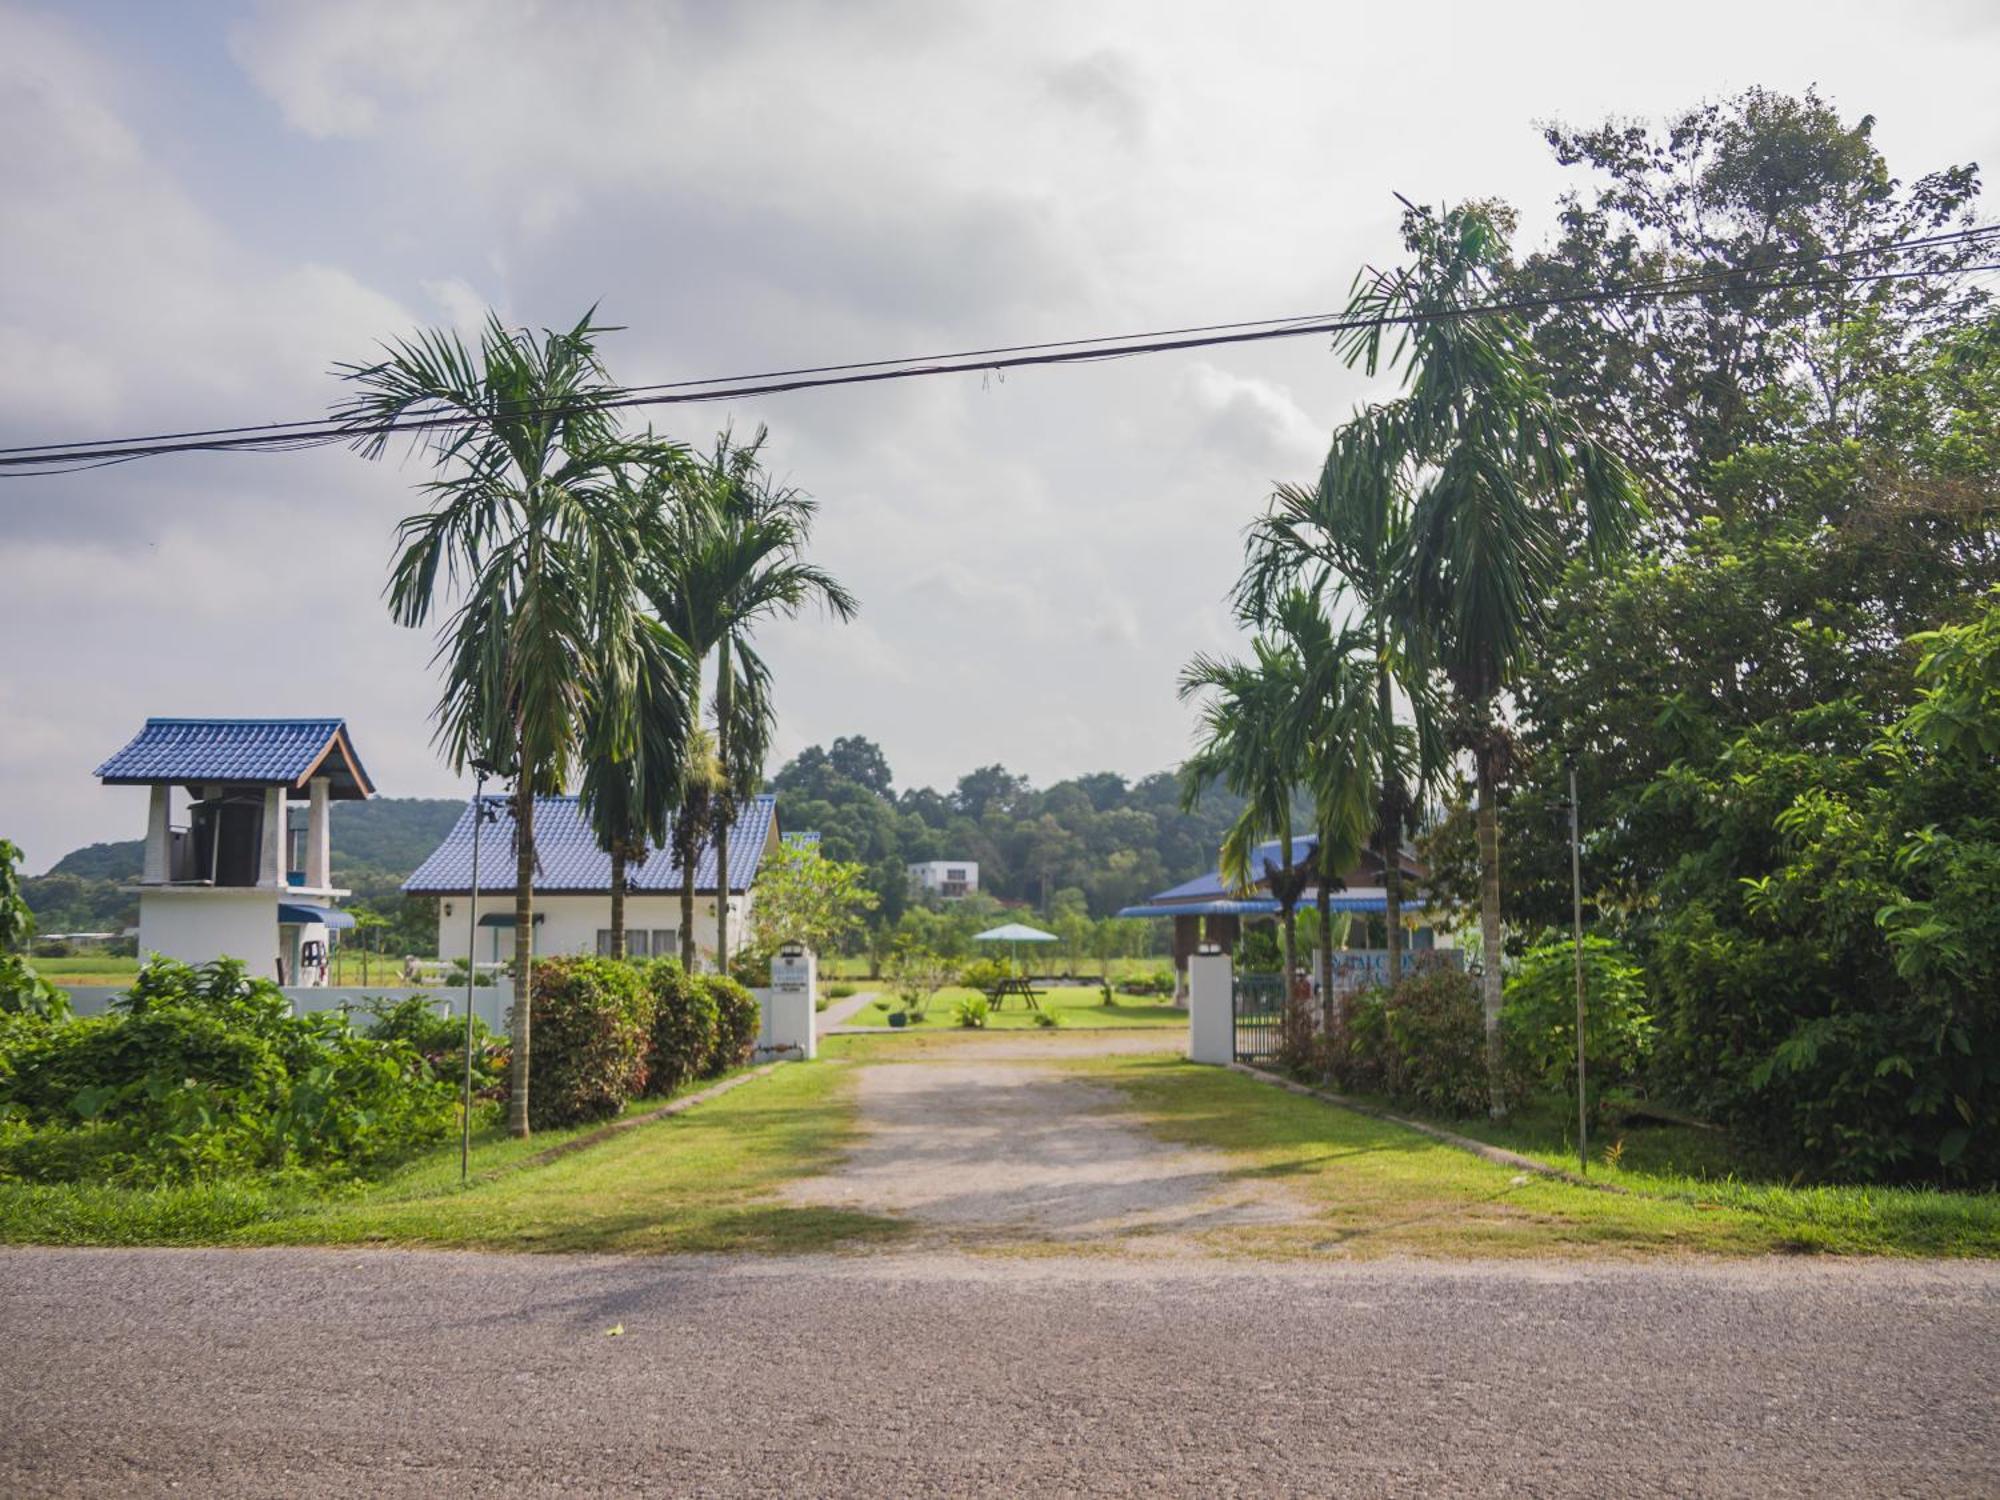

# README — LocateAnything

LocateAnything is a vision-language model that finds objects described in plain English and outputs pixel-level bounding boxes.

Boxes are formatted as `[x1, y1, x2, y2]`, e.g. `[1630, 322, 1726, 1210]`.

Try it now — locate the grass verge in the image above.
[1093, 1057, 2000, 1259]
[0, 1062, 903, 1255]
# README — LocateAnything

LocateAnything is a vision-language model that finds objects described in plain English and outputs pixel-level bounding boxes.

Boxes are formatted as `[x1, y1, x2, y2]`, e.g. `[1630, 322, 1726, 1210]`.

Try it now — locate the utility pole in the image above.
[1568, 758, 1587, 1177]
[461, 765, 490, 1185]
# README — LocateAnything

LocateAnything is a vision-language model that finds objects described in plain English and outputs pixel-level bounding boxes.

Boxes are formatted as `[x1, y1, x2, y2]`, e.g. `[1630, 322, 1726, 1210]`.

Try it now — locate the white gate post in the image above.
[1187, 949, 1234, 1065]
[761, 944, 817, 1060]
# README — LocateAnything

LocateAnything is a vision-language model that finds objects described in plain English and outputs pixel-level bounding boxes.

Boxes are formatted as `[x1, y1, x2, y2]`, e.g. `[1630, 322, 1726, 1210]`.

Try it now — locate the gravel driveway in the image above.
[786, 1058, 1301, 1241]
[3, 1247, 1995, 1496]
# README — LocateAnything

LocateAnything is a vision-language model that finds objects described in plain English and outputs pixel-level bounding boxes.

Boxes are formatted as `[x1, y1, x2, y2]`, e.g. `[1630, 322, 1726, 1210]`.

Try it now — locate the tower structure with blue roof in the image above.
[93, 717, 375, 984]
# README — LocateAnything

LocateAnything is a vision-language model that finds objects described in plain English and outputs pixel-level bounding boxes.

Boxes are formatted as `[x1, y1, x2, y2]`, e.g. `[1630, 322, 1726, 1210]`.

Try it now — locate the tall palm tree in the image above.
[1275, 593, 1383, 1042]
[580, 617, 695, 958]
[1179, 624, 1317, 1038]
[712, 636, 776, 970]
[648, 427, 856, 972]
[334, 309, 661, 1138]
[1241, 409, 1444, 992]
[1336, 202, 1643, 1116]
[667, 726, 724, 966]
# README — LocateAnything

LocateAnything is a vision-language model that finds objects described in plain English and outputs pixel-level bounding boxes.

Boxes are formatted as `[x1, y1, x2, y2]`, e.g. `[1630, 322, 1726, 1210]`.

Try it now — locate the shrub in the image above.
[364, 993, 500, 1077]
[1502, 937, 1653, 1116]
[827, 983, 857, 1000]
[0, 958, 456, 1186]
[1032, 1009, 1062, 1029]
[646, 959, 718, 1095]
[1326, 969, 1508, 1118]
[953, 995, 990, 1029]
[519, 957, 653, 1130]
[959, 958, 1013, 994]
[703, 975, 759, 1074]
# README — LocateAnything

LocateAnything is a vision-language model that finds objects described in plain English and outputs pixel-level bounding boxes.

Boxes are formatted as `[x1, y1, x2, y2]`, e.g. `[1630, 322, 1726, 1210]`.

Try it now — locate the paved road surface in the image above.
[4, 1247, 1995, 1496]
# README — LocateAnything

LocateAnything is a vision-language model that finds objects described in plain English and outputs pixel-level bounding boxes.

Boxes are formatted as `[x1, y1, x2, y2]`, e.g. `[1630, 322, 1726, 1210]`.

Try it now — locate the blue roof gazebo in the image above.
[93, 716, 376, 984]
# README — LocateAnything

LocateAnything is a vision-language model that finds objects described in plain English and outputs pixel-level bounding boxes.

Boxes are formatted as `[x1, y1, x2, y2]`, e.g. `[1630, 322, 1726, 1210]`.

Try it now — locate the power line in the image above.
[4, 225, 1996, 476]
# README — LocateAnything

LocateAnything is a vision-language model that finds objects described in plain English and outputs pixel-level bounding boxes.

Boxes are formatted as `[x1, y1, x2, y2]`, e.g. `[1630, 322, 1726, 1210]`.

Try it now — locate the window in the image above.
[595, 929, 613, 956]
[653, 929, 676, 956]
[947, 868, 966, 881]
[628, 930, 651, 959]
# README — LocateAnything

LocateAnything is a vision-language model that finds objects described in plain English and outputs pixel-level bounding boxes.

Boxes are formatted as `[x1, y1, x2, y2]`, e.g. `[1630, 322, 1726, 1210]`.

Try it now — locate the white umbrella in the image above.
[974, 922, 1058, 975]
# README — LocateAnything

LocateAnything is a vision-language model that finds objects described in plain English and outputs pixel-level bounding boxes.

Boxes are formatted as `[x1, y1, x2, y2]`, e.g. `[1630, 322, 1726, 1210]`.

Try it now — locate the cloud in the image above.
[7, 0, 2000, 867]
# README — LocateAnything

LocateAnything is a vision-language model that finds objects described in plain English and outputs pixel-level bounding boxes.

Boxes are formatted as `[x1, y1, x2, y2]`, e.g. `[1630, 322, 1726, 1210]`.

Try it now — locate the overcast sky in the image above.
[4, 0, 1997, 871]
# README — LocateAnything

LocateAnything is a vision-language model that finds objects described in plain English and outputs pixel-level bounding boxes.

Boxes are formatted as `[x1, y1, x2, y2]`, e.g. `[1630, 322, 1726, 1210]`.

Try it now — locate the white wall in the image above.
[434, 892, 751, 968]
[139, 888, 281, 980]
[64, 982, 515, 1033]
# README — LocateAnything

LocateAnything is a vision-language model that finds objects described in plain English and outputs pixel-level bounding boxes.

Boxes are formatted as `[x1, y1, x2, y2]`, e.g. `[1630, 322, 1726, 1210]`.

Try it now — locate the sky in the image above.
[4, 0, 1998, 872]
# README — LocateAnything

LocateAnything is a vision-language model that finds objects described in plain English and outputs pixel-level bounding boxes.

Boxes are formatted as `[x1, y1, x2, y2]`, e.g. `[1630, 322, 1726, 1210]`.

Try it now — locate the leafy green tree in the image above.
[335, 309, 671, 1137]
[0, 839, 66, 1019]
[1508, 87, 1986, 509]
[745, 843, 880, 960]
[1337, 201, 1642, 1116]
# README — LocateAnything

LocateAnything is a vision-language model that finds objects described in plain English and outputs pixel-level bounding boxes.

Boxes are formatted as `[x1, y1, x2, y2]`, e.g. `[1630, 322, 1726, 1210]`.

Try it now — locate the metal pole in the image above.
[1569, 760, 1587, 1176]
[462, 771, 484, 1185]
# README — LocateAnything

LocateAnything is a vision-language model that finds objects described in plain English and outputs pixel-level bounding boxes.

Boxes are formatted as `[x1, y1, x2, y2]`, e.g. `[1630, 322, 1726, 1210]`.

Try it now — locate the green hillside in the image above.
[25, 798, 466, 946]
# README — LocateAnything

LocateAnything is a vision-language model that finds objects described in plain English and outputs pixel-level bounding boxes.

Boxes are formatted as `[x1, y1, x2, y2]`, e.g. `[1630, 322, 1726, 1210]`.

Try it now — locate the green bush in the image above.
[363, 995, 502, 1095]
[1502, 937, 1654, 1115]
[827, 983, 857, 1000]
[703, 975, 759, 1074]
[0, 958, 455, 1186]
[959, 958, 1013, 993]
[953, 994, 990, 1029]
[1338, 968, 1499, 1119]
[518, 957, 653, 1130]
[646, 959, 719, 1094]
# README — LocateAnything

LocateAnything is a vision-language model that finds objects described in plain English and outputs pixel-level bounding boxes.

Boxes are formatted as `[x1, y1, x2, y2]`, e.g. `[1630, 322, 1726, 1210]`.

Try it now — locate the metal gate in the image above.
[1231, 972, 1284, 1063]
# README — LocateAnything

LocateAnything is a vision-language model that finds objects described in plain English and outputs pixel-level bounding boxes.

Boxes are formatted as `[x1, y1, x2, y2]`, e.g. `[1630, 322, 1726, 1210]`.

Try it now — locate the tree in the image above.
[648, 426, 856, 972]
[1508, 87, 1986, 510]
[1179, 614, 1320, 1041]
[1241, 410, 1442, 991]
[745, 842, 880, 959]
[1337, 202, 1642, 1116]
[0, 838, 66, 1019]
[580, 617, 695, 957]
[336, 309, 668, 1137]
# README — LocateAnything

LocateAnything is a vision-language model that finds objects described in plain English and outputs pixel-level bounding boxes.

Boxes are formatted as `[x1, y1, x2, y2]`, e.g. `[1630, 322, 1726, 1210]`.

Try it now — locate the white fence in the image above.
[62, 982, 515, 1033]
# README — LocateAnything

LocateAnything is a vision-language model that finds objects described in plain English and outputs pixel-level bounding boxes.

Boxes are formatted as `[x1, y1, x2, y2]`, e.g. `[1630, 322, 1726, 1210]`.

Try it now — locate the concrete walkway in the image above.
[814, 987, 879, 1034]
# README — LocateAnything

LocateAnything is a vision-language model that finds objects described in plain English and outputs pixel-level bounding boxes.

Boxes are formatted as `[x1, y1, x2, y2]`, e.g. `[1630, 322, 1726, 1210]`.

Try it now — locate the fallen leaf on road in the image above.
[606, 1324, 625, 1337]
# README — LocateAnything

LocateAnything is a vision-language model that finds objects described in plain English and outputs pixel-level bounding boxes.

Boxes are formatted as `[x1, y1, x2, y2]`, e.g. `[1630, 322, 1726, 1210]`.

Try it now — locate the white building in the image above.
[405, 793, 781, 970]
[908, 859, 978, 900]
[94, 717, 374, 985]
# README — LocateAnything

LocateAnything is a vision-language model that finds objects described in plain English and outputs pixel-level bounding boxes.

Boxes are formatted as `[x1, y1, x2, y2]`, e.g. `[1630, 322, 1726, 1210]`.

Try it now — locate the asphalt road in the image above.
[3, 1248, 1995, 1497]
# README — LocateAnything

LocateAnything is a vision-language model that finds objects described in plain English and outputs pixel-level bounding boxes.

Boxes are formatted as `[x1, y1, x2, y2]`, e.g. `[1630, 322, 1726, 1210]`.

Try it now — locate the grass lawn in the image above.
[841, 984, 1185, 1030]
[0, 1063, 904, 1255]
[35, 955, 142, 986]
[1083, 1056, 2000, 1259]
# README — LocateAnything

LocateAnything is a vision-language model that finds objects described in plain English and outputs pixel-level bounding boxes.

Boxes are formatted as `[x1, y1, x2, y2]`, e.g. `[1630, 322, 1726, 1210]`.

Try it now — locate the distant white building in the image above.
[94, 717, 373, 985]
[908, 859, 978, 900]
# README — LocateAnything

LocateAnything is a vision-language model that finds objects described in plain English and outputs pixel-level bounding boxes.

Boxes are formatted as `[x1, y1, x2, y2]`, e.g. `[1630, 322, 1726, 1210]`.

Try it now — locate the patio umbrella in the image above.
[974, 922, 1058, 975]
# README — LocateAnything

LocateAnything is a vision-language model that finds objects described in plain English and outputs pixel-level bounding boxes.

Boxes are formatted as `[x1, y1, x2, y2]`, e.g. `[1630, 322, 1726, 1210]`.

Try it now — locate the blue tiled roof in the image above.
[95, 718, 373, 795]
[403, 793, 778, 895]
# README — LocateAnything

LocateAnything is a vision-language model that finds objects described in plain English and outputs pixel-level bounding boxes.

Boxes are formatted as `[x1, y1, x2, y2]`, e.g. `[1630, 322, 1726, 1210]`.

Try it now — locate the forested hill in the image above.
[771, 737, 1244, 920]
[46, 798, 466, 883]
[27, 798, 466, 934]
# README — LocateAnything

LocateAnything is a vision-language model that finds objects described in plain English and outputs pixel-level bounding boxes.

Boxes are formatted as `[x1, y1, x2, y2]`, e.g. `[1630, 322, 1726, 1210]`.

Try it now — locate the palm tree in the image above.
[1241, 409, 1444, 992]
[580, 617, 695, 958]
[334, 309, 663, 1137]
[1336, 202, 1643, 1116]
[712, 636, 776, 970]
[1275, 593, 1383, 1042]
[667, 727, 724, 967]
[648, 427, 856, 972]
[1179, 624, 1317, 1042]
